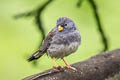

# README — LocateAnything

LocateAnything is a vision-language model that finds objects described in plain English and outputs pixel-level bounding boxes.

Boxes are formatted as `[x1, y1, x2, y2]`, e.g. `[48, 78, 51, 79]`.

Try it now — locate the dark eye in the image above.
[64, 24, 67, 26]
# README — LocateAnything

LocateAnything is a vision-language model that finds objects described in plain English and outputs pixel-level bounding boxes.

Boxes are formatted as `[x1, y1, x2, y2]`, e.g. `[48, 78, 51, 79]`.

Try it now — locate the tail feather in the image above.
[28, 55, 37, 62]
[28, 50, 43, 62]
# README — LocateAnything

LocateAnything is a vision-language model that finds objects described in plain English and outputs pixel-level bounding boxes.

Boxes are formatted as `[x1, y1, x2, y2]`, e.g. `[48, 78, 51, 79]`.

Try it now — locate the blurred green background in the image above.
[0, 0, 120, 80]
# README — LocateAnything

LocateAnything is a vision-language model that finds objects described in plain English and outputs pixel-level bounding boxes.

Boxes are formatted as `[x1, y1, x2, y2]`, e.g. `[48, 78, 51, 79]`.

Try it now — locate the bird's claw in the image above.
[66, 65, 77, 71]
[53, 65, 77, 71]
[53, 66, 64, 72]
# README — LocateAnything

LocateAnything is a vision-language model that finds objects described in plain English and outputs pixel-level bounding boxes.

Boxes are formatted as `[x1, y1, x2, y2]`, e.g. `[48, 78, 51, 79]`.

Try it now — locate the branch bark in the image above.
[23, 49, 120, 80]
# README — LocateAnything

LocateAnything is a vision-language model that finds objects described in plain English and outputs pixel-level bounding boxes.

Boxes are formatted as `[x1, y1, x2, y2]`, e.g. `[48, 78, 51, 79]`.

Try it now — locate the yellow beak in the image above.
[58, 25, 64, 32]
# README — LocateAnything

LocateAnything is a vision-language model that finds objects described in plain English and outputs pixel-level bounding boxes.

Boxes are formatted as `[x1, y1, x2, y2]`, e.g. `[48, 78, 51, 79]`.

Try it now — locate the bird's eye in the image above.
[64, 24, 67, 26]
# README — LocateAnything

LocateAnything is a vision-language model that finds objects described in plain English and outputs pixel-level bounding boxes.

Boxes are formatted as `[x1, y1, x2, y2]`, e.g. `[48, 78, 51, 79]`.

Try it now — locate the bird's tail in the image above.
[28, 50, 43, 62]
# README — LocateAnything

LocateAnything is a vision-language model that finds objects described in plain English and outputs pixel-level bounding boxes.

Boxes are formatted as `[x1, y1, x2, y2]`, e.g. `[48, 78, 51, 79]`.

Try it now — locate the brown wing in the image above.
[39, 30, 55, 53]
[28, 29, 55, 61]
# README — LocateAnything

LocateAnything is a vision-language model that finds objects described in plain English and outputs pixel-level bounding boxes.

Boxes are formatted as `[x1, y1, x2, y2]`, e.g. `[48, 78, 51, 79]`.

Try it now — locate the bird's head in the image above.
[56, 17, 76, 32]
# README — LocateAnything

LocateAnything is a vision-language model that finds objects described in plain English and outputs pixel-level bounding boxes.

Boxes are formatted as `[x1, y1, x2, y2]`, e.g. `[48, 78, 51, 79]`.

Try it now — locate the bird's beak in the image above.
[58, 25, 64, 32]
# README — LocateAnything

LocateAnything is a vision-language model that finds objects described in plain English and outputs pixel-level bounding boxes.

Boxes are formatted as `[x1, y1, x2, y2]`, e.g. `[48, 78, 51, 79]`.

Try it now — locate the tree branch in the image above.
[88, 0, 109, 51]
[76, 0, 84, 8]
[14, 0, 54, 66]
[23, 49, 120, 80]
[15, 0, 53, 43]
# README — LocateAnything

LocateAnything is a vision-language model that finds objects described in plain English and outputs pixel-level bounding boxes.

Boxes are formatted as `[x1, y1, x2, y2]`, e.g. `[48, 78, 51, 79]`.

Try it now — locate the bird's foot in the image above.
[62, 58, 77, 71]
[65, 65, 77, 71]
[53, 66, 64, 72]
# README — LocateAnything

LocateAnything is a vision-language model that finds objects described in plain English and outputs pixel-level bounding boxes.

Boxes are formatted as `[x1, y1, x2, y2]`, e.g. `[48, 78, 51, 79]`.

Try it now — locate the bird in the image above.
[28, 17, 81, 70]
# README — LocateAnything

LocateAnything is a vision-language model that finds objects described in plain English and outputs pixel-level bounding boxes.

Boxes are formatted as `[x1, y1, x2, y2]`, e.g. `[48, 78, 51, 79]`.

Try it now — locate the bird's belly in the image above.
[47, 42, 79, 59]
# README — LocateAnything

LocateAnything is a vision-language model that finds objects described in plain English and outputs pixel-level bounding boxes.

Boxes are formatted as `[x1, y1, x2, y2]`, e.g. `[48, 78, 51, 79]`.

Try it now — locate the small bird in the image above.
[28, 17, 81, 70]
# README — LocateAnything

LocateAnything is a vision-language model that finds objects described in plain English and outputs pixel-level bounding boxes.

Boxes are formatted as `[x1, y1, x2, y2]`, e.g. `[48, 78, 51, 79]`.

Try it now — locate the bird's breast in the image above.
[47, 31, 81, 59]
[47, 42, 79, 59]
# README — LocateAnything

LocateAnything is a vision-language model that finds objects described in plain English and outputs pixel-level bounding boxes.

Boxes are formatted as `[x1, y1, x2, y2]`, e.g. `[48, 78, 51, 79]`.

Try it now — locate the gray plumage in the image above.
[28, 17, 81, 61]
